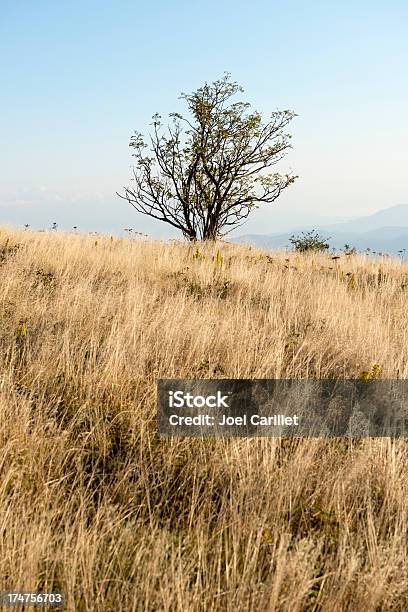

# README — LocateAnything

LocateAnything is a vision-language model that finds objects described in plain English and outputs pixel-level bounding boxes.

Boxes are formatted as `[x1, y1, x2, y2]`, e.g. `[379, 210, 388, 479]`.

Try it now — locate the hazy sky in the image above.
[1, 1, 407, 237]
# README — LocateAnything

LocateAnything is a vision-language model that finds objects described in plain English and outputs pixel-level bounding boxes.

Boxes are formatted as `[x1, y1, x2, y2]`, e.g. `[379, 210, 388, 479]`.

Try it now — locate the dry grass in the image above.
[1, 226, 408, 611]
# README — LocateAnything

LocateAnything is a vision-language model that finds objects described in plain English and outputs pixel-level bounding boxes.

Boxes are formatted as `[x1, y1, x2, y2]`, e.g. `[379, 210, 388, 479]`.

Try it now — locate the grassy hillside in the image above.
[1, 227, 408, 611]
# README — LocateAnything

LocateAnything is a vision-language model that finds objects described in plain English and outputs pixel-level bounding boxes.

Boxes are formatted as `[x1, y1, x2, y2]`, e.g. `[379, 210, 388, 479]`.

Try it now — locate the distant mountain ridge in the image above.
[233, 205, 408, 254]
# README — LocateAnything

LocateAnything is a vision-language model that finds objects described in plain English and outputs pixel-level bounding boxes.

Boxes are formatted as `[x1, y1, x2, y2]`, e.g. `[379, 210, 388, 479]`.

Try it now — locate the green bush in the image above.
[289, 230, 330, 253]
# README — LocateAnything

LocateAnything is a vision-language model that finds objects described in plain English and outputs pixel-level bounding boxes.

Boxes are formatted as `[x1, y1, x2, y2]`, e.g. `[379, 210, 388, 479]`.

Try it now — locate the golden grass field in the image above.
[1, 227, 408, 611]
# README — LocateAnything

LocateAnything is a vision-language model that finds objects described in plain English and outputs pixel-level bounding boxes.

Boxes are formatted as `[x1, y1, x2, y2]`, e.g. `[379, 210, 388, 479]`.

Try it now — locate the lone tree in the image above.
[118, 73, 297, 241]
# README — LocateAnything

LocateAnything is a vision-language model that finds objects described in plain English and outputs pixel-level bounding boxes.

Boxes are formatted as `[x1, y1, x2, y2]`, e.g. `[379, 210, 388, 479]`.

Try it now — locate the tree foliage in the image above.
[289, 230, 331, 253]
[119, 73, 297, 241]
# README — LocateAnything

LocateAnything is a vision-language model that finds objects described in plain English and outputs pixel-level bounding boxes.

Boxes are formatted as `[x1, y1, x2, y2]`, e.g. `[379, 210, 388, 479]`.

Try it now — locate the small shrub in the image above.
[289, 230, 330, 253]
[343, 244, 357, 255]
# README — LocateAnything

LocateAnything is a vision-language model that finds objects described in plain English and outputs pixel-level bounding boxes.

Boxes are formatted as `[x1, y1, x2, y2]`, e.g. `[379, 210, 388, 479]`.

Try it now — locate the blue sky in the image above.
[1, 0, 407, 236]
